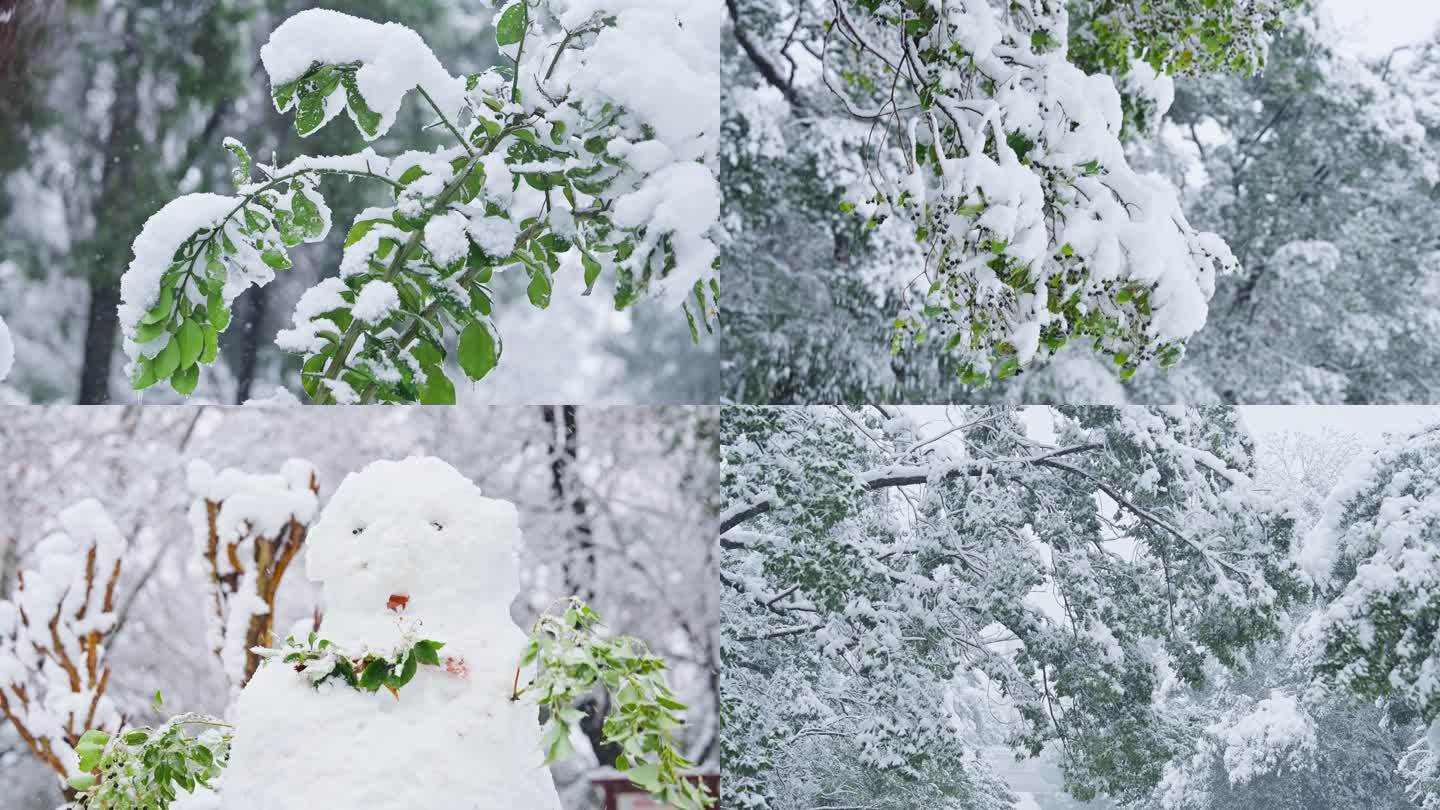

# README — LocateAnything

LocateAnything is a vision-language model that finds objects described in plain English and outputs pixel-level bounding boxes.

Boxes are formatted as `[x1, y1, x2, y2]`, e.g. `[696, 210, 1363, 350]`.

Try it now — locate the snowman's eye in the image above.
[430, 521, 444, 531]
[351, 526, 365, 536]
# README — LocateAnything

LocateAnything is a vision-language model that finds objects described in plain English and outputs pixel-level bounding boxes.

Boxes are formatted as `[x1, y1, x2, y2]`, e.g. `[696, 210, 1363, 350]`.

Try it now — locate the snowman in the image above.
[219, 457, 564, 809]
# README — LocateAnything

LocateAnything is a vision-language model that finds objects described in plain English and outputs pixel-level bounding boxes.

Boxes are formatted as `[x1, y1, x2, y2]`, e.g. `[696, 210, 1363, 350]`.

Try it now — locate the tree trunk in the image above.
[77, 9, 142, 404]
[77, 276, 122, 403]
[233, 285, 270, 403]
[539, 406, 616, 766]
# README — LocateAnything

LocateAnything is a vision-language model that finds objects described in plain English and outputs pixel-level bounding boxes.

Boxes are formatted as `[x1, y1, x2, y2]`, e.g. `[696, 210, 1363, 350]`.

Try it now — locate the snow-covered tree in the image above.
[1143, 427, 1419, 810]
[118, 2, 719, 404]
[0, 501, 126, 787]
[725, 1, 1440, 405]
[722, 405, 1302, 806]
[1301, 423, 1440, 810]
[723, 0, 1303, 401]
[187, 460, 319, 689]
[1122, 13, 1440, 404]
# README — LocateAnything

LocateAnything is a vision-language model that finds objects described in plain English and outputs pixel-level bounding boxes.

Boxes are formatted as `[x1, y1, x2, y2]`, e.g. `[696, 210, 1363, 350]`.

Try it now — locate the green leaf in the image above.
[359, 659, 389, 691]
[527, 269, 552, 309]
[199, 326, 220, 364]
[291, 189, 325, 240]
[295, 89, 326, 136]
[345, 219, 386, 248]
[207, 291, 230, 332]
[177, 319, 204, 369]
[626, 761, 662, 791]
[340, 71, 382, 137]
[66, 774, 97, 792]
[540, 720, 573, 764]
[171, 362, 200, 396]
[133, 318, 167, 345]
[394, 651, 419, 687]
[131, 356, 158, 390]
[224, 139, 252, 189]
[578, 252, 601, 292]
[415, 640, 444, 666]
[420, 366, 456, 405]
[272, 77, 301, 111]
[153, 339, 181, 381]
[457, 321, 500, 382]
[261, 248, 292, 270]
[142, 286, 175, 325]
[495, 2, 527, 46]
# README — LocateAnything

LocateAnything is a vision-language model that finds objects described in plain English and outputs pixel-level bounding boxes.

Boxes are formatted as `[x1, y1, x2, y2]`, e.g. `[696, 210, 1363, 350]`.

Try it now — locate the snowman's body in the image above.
[220, 457, 563, 809]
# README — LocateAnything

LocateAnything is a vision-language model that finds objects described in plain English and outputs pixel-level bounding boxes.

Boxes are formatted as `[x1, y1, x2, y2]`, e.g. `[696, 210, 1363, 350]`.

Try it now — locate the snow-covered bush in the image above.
[520, 598, 712, 809]
[67, 700, 232, 808]
[118, 2, 719, 403]
[0, 500, 126, 785]
[188, 460, 319, 689]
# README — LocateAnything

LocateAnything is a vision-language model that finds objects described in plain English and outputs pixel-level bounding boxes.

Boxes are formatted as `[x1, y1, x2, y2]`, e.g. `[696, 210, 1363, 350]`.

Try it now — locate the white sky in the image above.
[898, 405, 1440, 454]
[1325, 0, 1440, 57]
[1239, 405, 1440, 451]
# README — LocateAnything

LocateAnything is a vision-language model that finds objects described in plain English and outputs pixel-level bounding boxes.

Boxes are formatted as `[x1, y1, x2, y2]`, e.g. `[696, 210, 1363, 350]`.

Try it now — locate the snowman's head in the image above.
[305, 457, 521, 632]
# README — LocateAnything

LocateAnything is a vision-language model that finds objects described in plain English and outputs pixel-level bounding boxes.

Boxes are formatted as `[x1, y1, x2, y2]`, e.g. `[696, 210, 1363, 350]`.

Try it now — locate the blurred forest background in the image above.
[0, 0, 718, 405]
[0, 405, 720, 808]
[723, 0, 1440, 404]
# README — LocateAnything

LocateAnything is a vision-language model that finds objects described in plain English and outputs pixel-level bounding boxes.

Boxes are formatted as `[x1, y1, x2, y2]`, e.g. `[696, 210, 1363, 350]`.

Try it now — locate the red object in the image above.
[444, 656, 469, 678]
[593, 773, 719, 809]
[386, 593, 409, 612]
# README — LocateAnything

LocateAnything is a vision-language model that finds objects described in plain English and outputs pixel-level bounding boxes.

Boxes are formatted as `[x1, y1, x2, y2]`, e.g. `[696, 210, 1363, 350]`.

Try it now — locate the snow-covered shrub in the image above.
[67, 701, 232, 809]
[0, 500, 126, 785]
[187, 460, 319, 689]
[519, 597, 712, 809]
[119, 2, 719, 403]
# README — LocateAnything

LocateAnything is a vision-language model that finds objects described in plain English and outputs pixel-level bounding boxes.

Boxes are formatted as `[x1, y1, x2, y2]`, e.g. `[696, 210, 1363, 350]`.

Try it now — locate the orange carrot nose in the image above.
[387, 593, 409, 612]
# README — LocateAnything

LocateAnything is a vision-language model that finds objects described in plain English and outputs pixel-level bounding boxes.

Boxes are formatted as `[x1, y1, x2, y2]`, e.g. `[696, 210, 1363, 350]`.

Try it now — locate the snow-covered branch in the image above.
[0, 500, 126, 784]
[187, 460, 319, 690]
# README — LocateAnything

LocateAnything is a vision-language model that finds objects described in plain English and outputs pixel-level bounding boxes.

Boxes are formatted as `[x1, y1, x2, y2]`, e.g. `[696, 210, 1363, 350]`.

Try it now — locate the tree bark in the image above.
[232, 285, 270, 403]
[77, 9, 142, 404]
[539, 406, 617, 766]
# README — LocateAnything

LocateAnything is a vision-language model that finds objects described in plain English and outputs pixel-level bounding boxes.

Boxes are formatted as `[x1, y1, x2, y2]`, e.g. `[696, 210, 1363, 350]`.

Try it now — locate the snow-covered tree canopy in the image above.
[1305, 425, 1440, 721]
[723, 0, 1440, 406]
[0, 500, 127, 786]
[118, 2, 719, 404]
[721, 406, 1302, 806]
[728, 0, 1298, 390]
